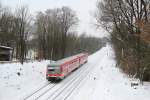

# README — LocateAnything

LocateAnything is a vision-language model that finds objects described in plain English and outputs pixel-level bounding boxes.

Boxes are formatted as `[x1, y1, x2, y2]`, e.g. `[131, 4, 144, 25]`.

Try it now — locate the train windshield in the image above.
[47, 65, 60, 74]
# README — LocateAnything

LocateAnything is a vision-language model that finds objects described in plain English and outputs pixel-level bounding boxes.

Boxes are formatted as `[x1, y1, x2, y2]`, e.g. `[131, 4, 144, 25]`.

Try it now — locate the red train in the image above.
[46, 53, 88, 81]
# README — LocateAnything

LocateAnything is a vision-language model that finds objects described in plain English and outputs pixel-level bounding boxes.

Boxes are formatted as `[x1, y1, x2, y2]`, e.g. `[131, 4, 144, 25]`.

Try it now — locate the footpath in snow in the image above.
[68, 44, 150, 100]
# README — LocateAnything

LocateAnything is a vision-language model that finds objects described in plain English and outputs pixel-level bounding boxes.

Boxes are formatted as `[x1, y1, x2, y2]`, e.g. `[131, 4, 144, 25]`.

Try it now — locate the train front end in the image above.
[46, 63, 63, 81]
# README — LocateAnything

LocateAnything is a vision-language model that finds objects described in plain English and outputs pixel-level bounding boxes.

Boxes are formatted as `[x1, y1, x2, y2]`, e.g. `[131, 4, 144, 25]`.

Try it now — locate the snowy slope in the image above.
[0, 44, 150, 100]
[0, 61, 50, 100]
[68, 44, 150, 100]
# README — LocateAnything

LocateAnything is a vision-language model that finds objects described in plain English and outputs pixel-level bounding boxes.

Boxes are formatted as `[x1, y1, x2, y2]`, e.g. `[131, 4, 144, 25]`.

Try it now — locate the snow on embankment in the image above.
[0, 60, 50, 100]
[0, 44, 150, 100]
[69, 44, 150, 100]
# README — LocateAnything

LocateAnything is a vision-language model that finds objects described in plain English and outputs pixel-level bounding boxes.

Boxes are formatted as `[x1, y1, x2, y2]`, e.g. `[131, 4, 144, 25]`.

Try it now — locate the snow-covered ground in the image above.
[0, 61, 50, 100]
[69, 44, 150, 100]
[0, 44, 150, 100]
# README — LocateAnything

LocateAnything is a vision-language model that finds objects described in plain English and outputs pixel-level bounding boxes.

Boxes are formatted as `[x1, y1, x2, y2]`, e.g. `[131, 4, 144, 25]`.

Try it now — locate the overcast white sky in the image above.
[1, 0, 108, 37]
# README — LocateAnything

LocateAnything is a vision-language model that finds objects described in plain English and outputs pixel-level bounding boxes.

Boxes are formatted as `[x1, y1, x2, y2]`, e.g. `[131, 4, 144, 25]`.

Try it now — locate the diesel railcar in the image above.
[46, 53, 88, 81]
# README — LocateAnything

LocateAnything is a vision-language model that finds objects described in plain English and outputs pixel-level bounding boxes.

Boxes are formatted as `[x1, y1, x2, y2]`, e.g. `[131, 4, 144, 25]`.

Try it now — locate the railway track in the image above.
[63, 65, 93, 100]
[46, 54, 103, 100]
[22, 62, 89, 100]
[22, 50, 104, 100]
[37, 63, 90, 100]
[46, 62, 94, 100]
[23, 54, 102, 100]
[23, 82, 56, 100]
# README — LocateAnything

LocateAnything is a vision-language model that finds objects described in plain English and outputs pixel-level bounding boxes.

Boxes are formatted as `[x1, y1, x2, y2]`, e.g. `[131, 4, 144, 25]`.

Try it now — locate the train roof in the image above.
[48, 53, 86, 66]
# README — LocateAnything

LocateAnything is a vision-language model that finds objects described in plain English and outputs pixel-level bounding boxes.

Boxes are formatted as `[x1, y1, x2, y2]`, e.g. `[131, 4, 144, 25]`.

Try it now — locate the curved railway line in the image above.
[46, 62, 94, 100]
[23, 52, 103, 100]
[23, 62, 90, 100]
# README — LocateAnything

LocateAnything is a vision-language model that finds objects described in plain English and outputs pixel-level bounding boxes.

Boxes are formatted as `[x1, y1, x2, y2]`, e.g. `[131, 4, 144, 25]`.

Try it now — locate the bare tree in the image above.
[35, 12, 47, 59]
[60, 7, 78, 57]
[95, 0, 150, 81]
[14, 6, 32, 64]
[0, 6, 18, 46]
[34, 7, 78, 60]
